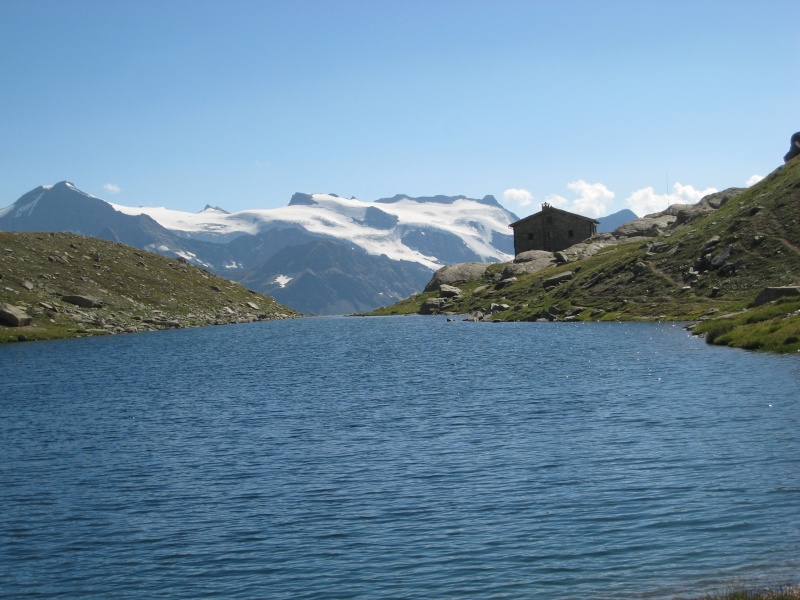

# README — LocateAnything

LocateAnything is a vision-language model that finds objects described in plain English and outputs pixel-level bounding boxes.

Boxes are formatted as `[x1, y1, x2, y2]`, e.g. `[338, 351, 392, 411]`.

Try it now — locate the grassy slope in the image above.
[0, 231, 300, 343]
[370, 158, 800, 353]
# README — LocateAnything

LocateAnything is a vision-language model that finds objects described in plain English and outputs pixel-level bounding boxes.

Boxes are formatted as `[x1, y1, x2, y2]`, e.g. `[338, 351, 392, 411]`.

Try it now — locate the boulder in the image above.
[62, 295, 103, 308]
[0, 303, 32, 327]
[495, 277, 517, 289]
[554, 251, 569, 264]
[439, 284, 462, 298]
[754, 286, 800, 306]
[424, 262, 489, 292]
[514, 250, 555, 264]
[503, 260, 556, 277]
[543, 271, 574, 287]
[710, 245, 735, 270]
[419, 297, 451, 315]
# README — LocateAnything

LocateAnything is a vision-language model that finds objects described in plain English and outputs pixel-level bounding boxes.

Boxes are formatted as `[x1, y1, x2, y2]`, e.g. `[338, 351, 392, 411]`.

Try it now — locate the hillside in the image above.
[0, 232, 300, 343]
[370, 158, 800, 353]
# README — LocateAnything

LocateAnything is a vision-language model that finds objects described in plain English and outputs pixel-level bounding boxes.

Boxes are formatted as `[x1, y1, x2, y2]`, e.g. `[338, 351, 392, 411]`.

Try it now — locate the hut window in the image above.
[527, 233, 534, 240]
[568, 229, 574, 238]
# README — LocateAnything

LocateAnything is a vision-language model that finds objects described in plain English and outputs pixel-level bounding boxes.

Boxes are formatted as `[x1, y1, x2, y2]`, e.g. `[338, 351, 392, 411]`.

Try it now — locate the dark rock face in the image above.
[287, 192, 316, 206]
[784, 132, 800, 163]
[359, 207, 399, 230]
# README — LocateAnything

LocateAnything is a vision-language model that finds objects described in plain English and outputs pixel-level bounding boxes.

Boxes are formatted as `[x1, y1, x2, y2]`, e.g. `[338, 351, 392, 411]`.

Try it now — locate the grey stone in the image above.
[543, 271, 574, 287]
[614, 215, 675, 237]
[502, 259, 556, 277]
[710, 245, 734, 270]
[495, 277, 517, 289]
[62, 295, 103, 308]
[439, 284, 463, 298]
[424, 263, 489, 292]
[648, 242, 671, 254]
[754, 286, 800, 306]
[419, 297, 451, 315]
[514, 250, 555, 264]
[0, 303, 32, 327]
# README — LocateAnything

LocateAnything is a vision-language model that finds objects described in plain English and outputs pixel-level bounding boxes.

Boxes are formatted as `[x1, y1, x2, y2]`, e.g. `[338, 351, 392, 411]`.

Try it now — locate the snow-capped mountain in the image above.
[0, 182, 519, 314]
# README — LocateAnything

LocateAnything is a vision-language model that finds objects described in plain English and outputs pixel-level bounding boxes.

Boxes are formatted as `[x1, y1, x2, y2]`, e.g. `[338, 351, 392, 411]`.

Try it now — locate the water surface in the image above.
[2, 317, 799, 598]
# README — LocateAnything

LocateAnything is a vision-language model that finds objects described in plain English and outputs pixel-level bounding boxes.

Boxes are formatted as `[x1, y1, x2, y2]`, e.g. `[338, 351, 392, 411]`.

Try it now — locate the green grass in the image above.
[692, 297, 800, 353]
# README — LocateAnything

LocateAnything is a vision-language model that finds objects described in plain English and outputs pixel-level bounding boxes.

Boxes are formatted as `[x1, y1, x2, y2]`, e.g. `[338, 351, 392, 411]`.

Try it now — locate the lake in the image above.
[1, 316, 799, 598]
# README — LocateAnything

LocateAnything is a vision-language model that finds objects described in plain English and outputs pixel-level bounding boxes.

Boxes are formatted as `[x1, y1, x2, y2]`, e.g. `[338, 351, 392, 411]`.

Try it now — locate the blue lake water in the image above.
[1, 316, 799, 599]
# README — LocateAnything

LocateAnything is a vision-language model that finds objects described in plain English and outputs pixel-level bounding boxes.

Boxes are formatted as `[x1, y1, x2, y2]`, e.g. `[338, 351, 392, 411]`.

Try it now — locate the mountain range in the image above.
[0, 182, 641, 314]
[0, 183, 525, 314]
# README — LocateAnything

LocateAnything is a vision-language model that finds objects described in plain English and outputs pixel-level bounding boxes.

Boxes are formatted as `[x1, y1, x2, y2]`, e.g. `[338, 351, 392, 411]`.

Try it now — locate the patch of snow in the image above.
[223, 261, 241, 269]
[274, 275, 293, 288]
[14, 193, 43, 218]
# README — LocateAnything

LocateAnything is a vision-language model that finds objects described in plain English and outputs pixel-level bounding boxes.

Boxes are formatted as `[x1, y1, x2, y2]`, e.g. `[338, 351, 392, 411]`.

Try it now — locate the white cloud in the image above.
[746, 174, 764, 187]
[544, 180, 614, 218]
[626, 182, 717, 217]
[103, 183, 121, 194]
[502, 188, 534, 208]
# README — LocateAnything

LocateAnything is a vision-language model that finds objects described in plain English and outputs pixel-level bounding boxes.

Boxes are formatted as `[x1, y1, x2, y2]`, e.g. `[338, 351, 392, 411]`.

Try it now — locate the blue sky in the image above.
[2, 0, 798, 218]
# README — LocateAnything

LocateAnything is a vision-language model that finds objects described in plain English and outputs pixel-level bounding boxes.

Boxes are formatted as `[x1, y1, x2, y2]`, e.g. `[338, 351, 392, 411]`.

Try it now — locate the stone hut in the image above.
[509, 203, 599, 255]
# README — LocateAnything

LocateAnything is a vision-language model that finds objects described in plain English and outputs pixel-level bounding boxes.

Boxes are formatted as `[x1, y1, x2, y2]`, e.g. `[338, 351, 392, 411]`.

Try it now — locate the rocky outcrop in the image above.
[424, 262, 489, 292]
[613, 188, 745, 239]
[614, 214, 676, 237]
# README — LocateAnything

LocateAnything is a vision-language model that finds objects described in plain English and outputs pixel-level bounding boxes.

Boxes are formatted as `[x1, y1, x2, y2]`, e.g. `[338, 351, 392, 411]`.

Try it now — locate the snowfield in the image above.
[111, 193, 516, 270]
